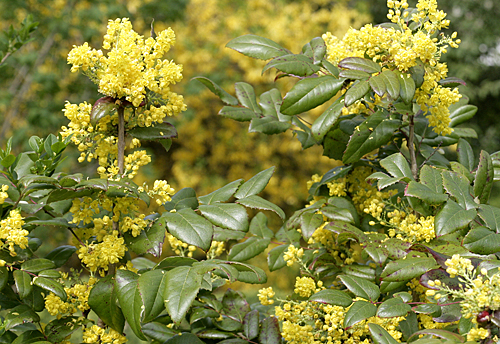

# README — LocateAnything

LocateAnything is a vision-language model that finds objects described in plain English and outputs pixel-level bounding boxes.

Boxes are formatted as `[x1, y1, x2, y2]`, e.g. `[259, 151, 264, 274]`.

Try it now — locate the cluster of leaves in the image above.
[0, 14, 38, 67]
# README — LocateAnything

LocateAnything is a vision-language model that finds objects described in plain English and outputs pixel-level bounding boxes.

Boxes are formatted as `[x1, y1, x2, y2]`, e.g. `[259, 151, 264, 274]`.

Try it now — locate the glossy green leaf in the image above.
[259, 88, 284, 119]
[339, 69, 371, 80]
[213, 227, 246, 241]
[449, 104, 478, 127]
[11, 330, 45, 344]
[338, 57, 381, 73]
[88, 275, 125, 333]
[408, 329, 465, 343]
[3, 304, 40, 330]
[219, 106, 258, 122]
[420, 165, 444, 194]
[129, 122, 177, 141]
[234, 82, 261, 114]
[114, 269, 145, 340]
[342, 264, 376, 281]
[309, 289, 353, 307]
[369, 73, 387, 97]
[14, 270, 32, 299]
[226, 34, 290, 60]
[369, 323, 400, 344]
[248, 212, 274, 239]
[441, 170, 476, 210]
[259, 316, 281, 344]
[376, 298, 411, 318]
[306, 37, 326, 64]
[478, 204, 500, 231]
[33, 276, 66, 301]
[21, 258, 56, 273]
[0, 266, 7, 292]
[166, 332, 205, 344]
[344, 300, 377, 329]
[379, 70, 400, 100]
[344, 80, 370, 107]
[343, 111, 400, 164]
[234, 167, 275, 199]
[420, 269, 461, 291]
[124, 216, 166, 257]
[38, 269, 61, 279]
[142, 321, 177, 342]
[413, 303, 442, 317]
[199, 179, 243, 205]
[163, 187, 198, 211]
[138, 269, 168, 323]
[381, 257, 438, 282]
[45, 316, 83, 343]
[164, 266, 203, 325]
[435, 200, 476, 236]
[227, 237, 270, 262]
[28, 218, 70, 227]
[249, 116, 292, 135]
[280, 76, 344, 116]
[163, 208, 213, 251]
[457, 138, 474, 171]
[192, 76, 238, 105]
[42, 245, 75, 268]
[364, 244, 388, 265]
[368, 172, 403, 190]
[199, 203, 249, 231]
[243, 310, 259, 340]
[236, 194, 285, 220]
[339, 275, 380, 301]
[404, 181, 448, 204]
[299, 212, 323, 240]
[326, 220, 367, 243]
[463, 226, 500, 254]
[222, 289, 250, 322]
[380, 153, 414, 181]
[311, 98, 343, 141]
[398, 71, 416, 103]
[474, 150, 494, 203]
[227, 262, 267, 284]
[267, 245, 287, 271]
[263, 54, 321, 76]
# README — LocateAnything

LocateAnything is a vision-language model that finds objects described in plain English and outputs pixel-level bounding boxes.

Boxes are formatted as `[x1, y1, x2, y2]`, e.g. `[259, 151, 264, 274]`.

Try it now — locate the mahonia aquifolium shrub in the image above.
[0, 0, 500, 343]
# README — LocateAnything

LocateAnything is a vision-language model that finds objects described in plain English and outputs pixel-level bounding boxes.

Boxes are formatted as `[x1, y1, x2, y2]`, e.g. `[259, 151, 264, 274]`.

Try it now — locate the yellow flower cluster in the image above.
[322, 0, 462, 135]
[207, 240, 225, 259]
[0, 185, 9, 204]
[167, 233, 197, 257]
[45, 277, 98, 316]
[0, 209, 28, 256]
[82, 324, 127, 344]
[258, 286, 275, 305]
[283, 244, 304, 267]
[294, 277, 323, 298]
[78, 231, 127, 273]
[326, 178, 347, 197]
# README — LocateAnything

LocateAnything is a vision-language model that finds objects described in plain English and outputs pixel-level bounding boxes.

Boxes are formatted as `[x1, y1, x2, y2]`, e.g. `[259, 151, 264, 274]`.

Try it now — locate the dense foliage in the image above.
[0, 0, 499, 344]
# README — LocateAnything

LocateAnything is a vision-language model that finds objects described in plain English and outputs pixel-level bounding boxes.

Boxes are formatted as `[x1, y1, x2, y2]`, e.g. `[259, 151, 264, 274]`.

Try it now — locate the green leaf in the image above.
[369, 323, 400, 344]
[222, 289, 250, 322]
[408, 329, 465, 343]
[141, 322, 177, 342]
[226, 34, 290, 60]
[163, 188, 199, 211]
[33, 276, 66, 301]
[234, 167, 275, 199]
[326, 220, 367, 243]
[192, 76, 239, 105]
[463, 226, 500, 254]
[420, 165, 444, 194]
[478, 204, 500, 231]
[164, 266, 203, 325]
[267, 245, 287, 271]
[226, 262, 267, 284]
[368, 172, 403, 190]
[309, 289, 353, 307]
[249, 212, 274, 238]
[369, 73, 387, 97]
[404, 181, 448, 204]
[376, 298, 411, 318]
[44, 245, 76, 268]
[344, 300, 377, 329]
[213, 227, 246, 241]
[299, 212, 323, 240]
[0, 266, 8, 292]
[311, 98, 343, 141]
[249, 116, 292, 135]
[259, 316, 281, 344]
[343, 111, 400, 164]
[227, 237, 271, 262]
[280, 76, 344, 116]
[114, 269, 145, 340]
[243, 310, 259, 340]
[435, 200, 476, 236]
[166, 333, 205, 344]
[263, 54, 321, 76]
[236, 195, 285, 220]
[128, 122, 177, 141]
[14, 270, 32, 299]
[124, 217, 166, 257]
[21, 258, 56, 273]
[45, 316, 83, 343]
[235, 82, 261, 114]
[338, 275, 380, 301]
[397, 71, 416, 104]
[381, 257, 438, 282]
[1, 154, 16, 168]
[338, 57, 381, 73]
[441, 170, 476, 210]
[11, 330, 45, 344]
[199, 203, 249, 231]
[3, 304, 40, 330]
[259, 88, 284, 119]
[163, 208, 214, 251]
[344, 80, 371, 107]
[380, 153, 414, 181]
[199, 179, 243, 205]
[154, 257, 198, 270]
[449, 104, 478, 127]
[363, 244, 388, 265]
[413, 303, 442, 317]
[457, 139, 474, 171]
[474, 150, 494, 203]
[137, 270, 167, 323]
[379, 70, 400, 100]
[88, 275, 125, 333]
[322, 59, 339, 77]
[339, 69, 371, 80]
[219, 106, 258, 122]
